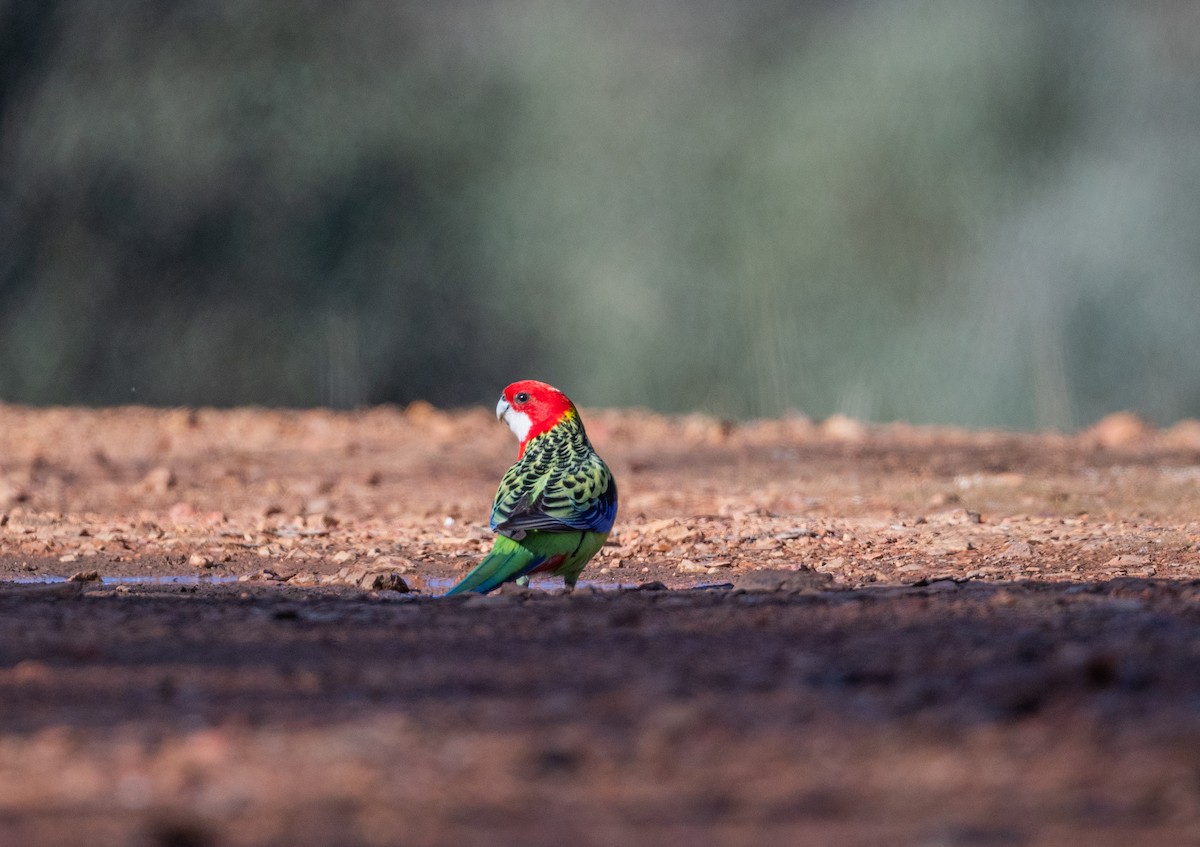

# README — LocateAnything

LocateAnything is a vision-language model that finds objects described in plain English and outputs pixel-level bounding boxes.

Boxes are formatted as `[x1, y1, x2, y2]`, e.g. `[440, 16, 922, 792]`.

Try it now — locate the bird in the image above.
[445, 380, 618, 595]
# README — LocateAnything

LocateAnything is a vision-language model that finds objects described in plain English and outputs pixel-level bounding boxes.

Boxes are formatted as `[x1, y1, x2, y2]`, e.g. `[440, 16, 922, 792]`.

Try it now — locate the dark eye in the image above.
[514, 391, 530, 403]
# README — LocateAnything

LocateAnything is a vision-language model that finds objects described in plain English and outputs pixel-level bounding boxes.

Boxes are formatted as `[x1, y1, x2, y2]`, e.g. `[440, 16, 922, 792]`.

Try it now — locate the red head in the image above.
[496, 380, 578, 456]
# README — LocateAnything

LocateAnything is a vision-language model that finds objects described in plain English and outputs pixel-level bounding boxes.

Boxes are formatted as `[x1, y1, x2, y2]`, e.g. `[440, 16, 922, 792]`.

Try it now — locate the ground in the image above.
[2, 404, 1200, 846]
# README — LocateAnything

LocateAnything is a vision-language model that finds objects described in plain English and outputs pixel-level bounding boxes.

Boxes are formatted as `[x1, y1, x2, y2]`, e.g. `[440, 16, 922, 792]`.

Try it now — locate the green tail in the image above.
[445, 535, 538, 596]
[444, 530, 607, 596]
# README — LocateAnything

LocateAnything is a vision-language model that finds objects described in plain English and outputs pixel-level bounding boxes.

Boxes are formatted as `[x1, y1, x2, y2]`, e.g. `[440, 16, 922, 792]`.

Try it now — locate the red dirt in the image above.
[2, 404, 1200, 846]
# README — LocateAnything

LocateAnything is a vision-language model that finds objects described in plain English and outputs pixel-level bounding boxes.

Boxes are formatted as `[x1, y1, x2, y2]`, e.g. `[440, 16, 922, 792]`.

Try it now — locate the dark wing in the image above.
[490, 452, 617, 536]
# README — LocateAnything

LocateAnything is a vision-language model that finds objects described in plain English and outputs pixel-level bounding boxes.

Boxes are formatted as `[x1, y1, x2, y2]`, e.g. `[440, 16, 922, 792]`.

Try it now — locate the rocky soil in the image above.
[2, 404, 1200, 846]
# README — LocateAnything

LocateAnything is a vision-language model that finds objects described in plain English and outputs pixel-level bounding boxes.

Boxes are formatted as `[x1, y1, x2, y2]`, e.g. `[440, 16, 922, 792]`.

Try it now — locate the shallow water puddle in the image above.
[3, 574, 243, 586]
[414, 576, 641, 593]
[0, 573, 628, 592]
[1, 574, 730, 593]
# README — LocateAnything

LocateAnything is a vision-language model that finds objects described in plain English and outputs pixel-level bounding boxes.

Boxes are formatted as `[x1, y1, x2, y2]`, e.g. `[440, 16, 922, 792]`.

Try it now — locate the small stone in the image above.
[241, 569, 282, 582]
[140, 466, 176, 494]
[1103, 554, 1150, 569]
[358, 571, 410, 592]
[331, 551, 355, 564]
[677, 559, 707, 574]
[821, 414, 866, 442]
[927, 534, 974, 555]
[1163, 419, 1200, 449]
[774, 529, 816, 541]
[67, 570, 101, 582]
[58, 554, 78, 564]
[1083, 411, 1150, 448]
[167, 502, 196, 522]
[660, 525, 693, 543]
[304, 513, 338, 530]
[188, 554, 214, 569]
[370, 556, 414, 573]
[1001, 540, 1033, 559]
[681, 414, 732, 443]
[405, 400, 438, 421]
[303, 497, 333, 515]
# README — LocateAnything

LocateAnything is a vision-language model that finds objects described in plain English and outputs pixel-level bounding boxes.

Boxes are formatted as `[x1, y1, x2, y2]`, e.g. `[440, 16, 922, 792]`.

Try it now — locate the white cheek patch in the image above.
[504, 409, 533, 442]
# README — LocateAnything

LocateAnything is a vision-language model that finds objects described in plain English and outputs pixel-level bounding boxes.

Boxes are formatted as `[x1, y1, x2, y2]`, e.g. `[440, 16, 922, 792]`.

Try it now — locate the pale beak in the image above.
[495, 396, 510, 421]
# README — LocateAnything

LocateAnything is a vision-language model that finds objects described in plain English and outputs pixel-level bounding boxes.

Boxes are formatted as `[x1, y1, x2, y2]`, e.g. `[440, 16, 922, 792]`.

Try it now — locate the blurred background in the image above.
[1, 0, 1198, 428]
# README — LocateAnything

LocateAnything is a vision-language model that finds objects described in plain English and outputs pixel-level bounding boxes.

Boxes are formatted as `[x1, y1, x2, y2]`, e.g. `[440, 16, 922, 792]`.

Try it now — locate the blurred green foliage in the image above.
[1, 0, 1198, 427]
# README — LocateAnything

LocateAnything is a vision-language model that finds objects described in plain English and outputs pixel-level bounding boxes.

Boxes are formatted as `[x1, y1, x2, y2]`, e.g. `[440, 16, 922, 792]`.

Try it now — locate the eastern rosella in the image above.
[445, 380, 618, 595]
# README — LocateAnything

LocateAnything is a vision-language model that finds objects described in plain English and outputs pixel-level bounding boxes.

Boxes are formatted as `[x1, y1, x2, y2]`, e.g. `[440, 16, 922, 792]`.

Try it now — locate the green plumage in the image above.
[444, 530, 609, 595]
[446, 409, 617, 595]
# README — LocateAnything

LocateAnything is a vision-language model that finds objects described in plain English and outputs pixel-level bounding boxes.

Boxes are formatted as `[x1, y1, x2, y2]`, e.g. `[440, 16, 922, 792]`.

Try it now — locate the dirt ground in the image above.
[3, 403, 1200, 846]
